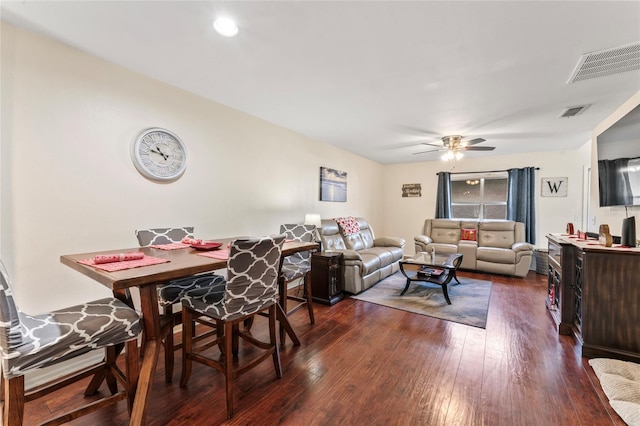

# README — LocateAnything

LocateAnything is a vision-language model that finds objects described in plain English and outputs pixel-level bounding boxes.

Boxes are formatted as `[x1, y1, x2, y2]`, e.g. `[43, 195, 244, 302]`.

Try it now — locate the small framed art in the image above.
[541, 177, 568, 197]
[320, 167, 347, 202]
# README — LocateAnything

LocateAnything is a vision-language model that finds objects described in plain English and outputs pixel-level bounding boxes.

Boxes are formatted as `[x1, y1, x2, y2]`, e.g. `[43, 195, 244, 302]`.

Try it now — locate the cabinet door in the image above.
[572, 253, 583, 339]
[546, 259, 562, 329]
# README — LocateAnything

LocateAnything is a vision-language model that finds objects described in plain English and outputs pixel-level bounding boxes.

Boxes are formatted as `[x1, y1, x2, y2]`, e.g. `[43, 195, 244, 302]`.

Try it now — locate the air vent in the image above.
[567, 42, 640, 83]
[559, 105, 590, 118]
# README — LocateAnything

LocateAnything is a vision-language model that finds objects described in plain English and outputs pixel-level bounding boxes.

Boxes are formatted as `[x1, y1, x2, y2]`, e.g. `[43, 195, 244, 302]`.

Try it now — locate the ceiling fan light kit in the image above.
[406, 134, 497, 170]
[413, 135, 496, 163]
[441, 150, 463, 161]
[213, 16, 239, 37]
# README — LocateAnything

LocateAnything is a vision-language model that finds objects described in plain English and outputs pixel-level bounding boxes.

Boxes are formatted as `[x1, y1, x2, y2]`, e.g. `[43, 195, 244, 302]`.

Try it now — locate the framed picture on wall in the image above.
[320, 167, 347, 202]
[541, 177, 568, 197]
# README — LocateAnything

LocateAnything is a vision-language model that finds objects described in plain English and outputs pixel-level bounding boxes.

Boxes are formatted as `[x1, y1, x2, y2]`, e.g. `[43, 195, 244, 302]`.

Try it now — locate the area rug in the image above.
[351, 272, 492, 328]
[589, 358, 640, 426]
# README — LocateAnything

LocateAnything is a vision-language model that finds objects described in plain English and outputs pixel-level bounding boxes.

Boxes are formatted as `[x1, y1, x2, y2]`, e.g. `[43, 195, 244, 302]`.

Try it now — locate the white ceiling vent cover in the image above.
[568, 42, 640, 83]
[558, 105, 590, 118]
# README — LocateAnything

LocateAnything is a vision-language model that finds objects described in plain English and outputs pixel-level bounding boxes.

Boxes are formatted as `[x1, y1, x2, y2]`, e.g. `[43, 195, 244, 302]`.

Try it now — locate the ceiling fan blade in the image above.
[464, 146, 495, 151]
[462, 138, 486, 146]
[413, 148, 444, 155]
[422, 142, 444, 147]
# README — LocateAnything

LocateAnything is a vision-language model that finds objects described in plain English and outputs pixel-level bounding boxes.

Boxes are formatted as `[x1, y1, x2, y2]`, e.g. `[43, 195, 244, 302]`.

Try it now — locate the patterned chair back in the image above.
[279, 224, 316, 274]
[0, 261, 24, 373]
[224, 235, 285, 318]
[183, 236, 285, 321]
[135, 226, 194, 246]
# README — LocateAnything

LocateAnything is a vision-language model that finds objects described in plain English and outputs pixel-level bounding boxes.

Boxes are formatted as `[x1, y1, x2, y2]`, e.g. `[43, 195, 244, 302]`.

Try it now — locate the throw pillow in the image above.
[461, 228, 477, 241]
[334, 216, 361, 236]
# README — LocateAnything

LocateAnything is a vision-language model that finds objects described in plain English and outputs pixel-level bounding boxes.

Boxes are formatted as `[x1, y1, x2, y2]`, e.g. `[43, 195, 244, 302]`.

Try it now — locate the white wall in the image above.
[0, 23, 384, 313]
[589, 91, 640, 235]
[380, 149, 589, 254]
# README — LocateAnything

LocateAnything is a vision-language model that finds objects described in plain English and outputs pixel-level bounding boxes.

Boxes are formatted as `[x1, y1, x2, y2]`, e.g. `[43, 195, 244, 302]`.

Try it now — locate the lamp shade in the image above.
[304, 214, 322, 228]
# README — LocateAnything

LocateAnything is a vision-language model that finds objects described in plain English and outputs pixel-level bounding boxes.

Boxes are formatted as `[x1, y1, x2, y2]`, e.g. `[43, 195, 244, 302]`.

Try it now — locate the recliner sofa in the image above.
[318, 218, 405, 294]
[414, 219, 534, 277]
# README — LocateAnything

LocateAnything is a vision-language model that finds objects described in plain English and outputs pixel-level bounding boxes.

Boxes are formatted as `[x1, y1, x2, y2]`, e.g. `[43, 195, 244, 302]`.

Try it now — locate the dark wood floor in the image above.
[19, 270, 623, 425]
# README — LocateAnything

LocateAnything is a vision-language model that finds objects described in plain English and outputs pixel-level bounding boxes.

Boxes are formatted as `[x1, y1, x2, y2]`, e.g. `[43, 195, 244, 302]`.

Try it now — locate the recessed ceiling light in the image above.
[213, 17, 238, 37]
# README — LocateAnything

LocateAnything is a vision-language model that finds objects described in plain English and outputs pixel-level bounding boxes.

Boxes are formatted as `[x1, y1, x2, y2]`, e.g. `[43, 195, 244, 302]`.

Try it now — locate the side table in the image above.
[311, 251, 344, 305]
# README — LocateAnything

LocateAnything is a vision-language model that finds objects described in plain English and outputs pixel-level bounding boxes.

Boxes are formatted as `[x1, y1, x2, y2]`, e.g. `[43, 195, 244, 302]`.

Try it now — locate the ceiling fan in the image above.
[413, 135, 496, 158]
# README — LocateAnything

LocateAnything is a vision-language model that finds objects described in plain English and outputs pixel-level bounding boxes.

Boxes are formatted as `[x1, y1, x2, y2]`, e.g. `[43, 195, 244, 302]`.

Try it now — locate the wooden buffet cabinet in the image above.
[546, 234, 640, 362]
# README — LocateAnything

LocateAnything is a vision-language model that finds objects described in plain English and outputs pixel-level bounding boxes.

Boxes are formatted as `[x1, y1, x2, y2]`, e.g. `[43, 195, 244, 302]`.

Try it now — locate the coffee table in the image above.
[399, 252, 463, 304]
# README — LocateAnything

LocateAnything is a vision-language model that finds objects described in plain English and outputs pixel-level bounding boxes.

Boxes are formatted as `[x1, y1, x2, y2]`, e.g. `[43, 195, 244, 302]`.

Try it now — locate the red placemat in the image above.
[78, 256, 170, 272]
[197, 249, 229, 260]
[149, 243, 190, 250]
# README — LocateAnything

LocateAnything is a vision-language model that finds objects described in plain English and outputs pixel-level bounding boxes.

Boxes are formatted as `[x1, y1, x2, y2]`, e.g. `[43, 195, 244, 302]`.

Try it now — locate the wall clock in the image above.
[131, 128, 188, 182]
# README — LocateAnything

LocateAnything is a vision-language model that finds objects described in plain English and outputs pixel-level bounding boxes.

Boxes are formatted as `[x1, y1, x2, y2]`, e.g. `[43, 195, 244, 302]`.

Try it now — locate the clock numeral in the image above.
[158, 165, 174, 176]
[142, 136, 155, 147]
[150, 133, 164, 144]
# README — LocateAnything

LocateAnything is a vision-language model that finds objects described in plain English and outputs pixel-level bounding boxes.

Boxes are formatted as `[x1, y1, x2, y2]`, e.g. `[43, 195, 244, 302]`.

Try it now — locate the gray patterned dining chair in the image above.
[0, 260, 141, 425]
[180, 235, 285, 419]
[135, 226, 225, 383]
[278, 224, 316, 344]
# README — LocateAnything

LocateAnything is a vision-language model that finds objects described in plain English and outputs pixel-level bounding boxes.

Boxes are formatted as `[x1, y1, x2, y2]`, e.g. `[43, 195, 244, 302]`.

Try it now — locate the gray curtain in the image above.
[435, 172, 452, 218]
[507, 167, 536, 244]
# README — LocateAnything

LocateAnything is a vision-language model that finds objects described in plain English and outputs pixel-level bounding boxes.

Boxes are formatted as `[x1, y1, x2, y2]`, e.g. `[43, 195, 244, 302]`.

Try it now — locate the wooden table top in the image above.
[60, 239, 318, 291]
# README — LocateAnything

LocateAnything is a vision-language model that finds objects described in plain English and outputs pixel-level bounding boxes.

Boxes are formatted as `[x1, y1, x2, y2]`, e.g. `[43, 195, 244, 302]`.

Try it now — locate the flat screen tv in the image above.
[597, 104, 640, 207]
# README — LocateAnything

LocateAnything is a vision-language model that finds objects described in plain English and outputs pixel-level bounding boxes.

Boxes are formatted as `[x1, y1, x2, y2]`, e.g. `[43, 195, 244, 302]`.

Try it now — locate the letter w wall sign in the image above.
[541, 177, 568, 197]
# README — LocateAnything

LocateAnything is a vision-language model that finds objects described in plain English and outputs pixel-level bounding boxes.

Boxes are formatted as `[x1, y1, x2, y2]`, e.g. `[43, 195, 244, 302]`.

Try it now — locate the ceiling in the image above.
[2, 1, 639, 164]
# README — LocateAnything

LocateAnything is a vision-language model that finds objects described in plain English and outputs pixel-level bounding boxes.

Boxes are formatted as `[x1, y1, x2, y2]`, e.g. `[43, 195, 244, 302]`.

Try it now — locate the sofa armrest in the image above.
[414, 235, 433, 253]
[414, 235, 433, 245]
[374, 237, 405, 248]
[331, 249, 362, 261]
[512, 242, 534, 253]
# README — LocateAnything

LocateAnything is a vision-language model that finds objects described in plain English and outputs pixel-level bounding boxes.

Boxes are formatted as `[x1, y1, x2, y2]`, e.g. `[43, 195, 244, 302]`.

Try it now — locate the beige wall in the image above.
[0, 23, 384, 313]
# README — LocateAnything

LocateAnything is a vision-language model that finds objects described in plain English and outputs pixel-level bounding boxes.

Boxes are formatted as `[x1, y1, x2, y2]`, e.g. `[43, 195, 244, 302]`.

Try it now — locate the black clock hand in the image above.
[150, 148, 168, 160]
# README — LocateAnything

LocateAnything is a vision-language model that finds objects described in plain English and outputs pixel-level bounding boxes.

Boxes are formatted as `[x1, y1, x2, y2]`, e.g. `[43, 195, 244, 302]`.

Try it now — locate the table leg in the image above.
[130, 340, 161, 425]
[441, 282, 452, 305]
[129, 285, 163, 426]
[398, 264, 414, 296]
[440, 274, 456, 305]
[400, 278, 412, 296]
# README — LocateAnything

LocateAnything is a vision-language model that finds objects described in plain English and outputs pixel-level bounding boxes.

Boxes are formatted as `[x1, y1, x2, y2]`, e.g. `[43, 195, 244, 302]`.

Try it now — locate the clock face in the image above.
[131, 128, 187, 182]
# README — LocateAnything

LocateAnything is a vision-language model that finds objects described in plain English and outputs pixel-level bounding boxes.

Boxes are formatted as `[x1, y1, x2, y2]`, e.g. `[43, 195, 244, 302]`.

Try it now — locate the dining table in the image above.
[60, 237, 318, 425]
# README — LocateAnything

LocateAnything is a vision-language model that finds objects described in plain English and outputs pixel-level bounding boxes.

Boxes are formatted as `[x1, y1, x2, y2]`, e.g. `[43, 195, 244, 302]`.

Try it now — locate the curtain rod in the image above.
[436, 167, 539, 175]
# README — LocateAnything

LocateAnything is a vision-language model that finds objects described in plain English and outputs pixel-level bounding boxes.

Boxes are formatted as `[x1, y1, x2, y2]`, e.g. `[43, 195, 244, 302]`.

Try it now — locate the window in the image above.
[450, 172, 508, 220]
